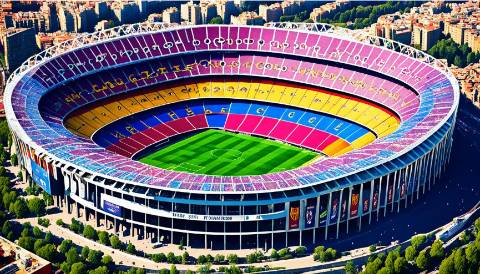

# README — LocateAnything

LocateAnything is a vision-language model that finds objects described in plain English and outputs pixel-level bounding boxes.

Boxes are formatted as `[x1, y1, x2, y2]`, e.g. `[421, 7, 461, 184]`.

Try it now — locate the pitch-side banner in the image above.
[350, 193, 359, 217]
[304, 205, 316, 228]
[289, 206, 300, 229]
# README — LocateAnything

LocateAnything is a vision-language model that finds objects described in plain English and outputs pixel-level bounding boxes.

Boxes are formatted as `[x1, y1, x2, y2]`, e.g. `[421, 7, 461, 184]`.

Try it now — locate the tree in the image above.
[42, 192, 54, 206]
[439, 255, 455, 274]
[83, 225, 97, 240]
[394, 257, 407, 273]
[270, 249, 279, 260]
[0, 167, 6, 176]
[13, 199, 28, 218]
[152, 253, 167, 263]
[197, 255, 207, 264]
[182, 251, 190, 264]
[416, 250, 429, 270]
[2, 221, 12, 236]
[167, 252, 177, 264]
[405, 246, 417, 261]
[170, 264, 177, 274]
[411, 234, 427, 250]
[453, 248, 467, 274]
[295, 246, 307, 257]
[344, 260, 357, 274]
[18, 236, 35, 251]
[16, 171, 23, 181]
[430, 239, 445, 259]
[227, 253, 238, 264]
[36, 243, 56, 262]
[101, 255, 113, 267]
[3, 191, 17, 210]
[70, 262, 86, 274]
[81, 246, 90, 259]
[56, 219, 64, 227]
[10, 154, 17, 166]
[209, 16, 223, 24]
[34, 239, 45, 252]
[110, 235, 121, 249]
[44, 231, 53, 243]
[89, 266, 109, 274]
[59, 239, 73, 254]
[126, 242, 136, 254]
[66, 247, 80, 265]
[98, 231, 109, 245]
[33, 226, 42, 238]
[87, 249, 103, 266]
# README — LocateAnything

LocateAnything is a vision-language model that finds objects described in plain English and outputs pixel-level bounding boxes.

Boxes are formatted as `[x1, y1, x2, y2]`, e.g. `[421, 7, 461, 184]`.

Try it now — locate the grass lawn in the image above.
[138, 129, 320, 176]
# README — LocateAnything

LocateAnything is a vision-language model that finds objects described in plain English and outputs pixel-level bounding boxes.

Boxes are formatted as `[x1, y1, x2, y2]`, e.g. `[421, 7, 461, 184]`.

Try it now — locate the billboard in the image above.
[289, 205, 300, 229]
[304, 205, 316, 228]
[30, 159, 51, 194]
[330, 193, 339, 222]
[103, 200, 122, 217]
[350, 193, 359, 217]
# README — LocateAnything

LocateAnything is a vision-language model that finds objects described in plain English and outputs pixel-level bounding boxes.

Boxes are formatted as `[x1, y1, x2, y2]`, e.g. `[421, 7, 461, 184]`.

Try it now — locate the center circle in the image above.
[210, 148, 243, 161]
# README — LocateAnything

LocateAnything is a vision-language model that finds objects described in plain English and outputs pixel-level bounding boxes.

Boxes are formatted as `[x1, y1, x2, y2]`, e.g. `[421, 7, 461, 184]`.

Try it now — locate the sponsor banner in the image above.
[289, 206, 300, 229]
[363, 198, 369, 214]
[102, 194, 286, 222]
[341, 198, 347, 220]
[400, 182, 406, 198]
[103, 200, 122, 217]
[372, 191, 379, 209]
[319, 197, 328, 225]
[350, 193, 359, 217]
[388, 184, 394, 203]
[330, 194, 339, 222]
[305, 205, 316, 228]
[31, 159, 51, 194]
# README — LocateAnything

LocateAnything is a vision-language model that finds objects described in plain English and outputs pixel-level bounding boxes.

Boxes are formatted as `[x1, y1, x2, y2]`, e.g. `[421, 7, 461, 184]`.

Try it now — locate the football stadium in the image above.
[5, 22, 459, 250]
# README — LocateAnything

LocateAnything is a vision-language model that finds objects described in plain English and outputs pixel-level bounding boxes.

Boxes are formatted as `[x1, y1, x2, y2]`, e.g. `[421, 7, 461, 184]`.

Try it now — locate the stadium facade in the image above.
[5, 23, 459, 250]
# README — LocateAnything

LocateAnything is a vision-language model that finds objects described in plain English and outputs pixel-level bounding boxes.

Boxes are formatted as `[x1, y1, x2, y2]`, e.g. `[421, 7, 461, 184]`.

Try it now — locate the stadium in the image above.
[5, 22, 459, 250]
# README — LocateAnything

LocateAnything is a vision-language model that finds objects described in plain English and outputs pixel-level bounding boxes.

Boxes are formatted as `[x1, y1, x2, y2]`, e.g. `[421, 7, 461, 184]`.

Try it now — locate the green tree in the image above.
[33, 238, 45, 252]
[2, 221, 12, 236]
[430, 239, 445, 259]
[197, 254, 207, 264]
[16, 171, 23, 181]
[110, 235, 121, 249]
[0, 167, 6, 177]
[101, 255, 113, 266]
[27, 197, 45, 216]
[295, 246, 307, 257]
[56, 219, 64, 227]
[227, 253, 238, 264]
[182, 251, 190, 264]
[87, 249, 103, 266]
[439, 254, 455, 274]
[167, 252, 177, 264]
[44, 231, 53, 243]
[453, 248, 467, 274]
[82, 225, 97, 240]
[98, 231, 109, 245]
[270, 249, 279, 260]
[70, 262, 86, 274]
[33, 226, 42, 238]
[59, 239, 73, 254]
[36, 243, 56, 262]
[209, 16, 223, 24]
[170, 264, 177, 274]
[81, 246, 90, 259]
[393, 257, 407, 273]
[405, 245, 417, 261]
[344, 260, 357, 274]
[13, 199, 28, 218]
[416, 250, 429, 270]
[411, 234, 427, 250]
[18, 236, 35, 251]
[89, 266, 109, 274]
[126, 242, 136, 254]
[66, 247, 81, 265]
[10, 154, 17, 166]
[3, 191, 17, 210]
[152, 253, 167, 263]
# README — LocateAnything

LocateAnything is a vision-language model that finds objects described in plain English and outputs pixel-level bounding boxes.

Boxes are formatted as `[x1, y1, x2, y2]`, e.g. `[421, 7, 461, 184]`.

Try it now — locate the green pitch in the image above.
[138, 129, 320, 176]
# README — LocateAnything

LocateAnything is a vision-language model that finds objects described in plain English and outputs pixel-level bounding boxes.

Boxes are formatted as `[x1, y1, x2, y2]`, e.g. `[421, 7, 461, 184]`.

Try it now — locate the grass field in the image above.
[138, 129, 320, 176]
